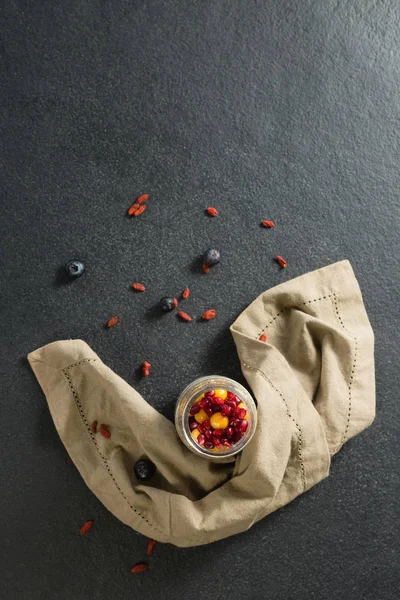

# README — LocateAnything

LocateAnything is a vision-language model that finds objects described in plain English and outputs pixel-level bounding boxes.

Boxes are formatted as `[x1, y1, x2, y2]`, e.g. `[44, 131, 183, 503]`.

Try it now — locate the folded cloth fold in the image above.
[28, 260, 375, 547]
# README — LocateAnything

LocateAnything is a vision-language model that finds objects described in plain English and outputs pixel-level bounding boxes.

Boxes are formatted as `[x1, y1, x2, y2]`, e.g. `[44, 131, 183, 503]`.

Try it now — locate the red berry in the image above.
[213, 429, 223, 437]
[229, 419, 239, 429]
[227, 391, 238, 402]
[197, 423, 205, 434]
[197, 434, 205, 445]
[237, 408, 247, 420]
[190, 404, 201, 415]
[220, 404, 232, 416]
[203, 420, 211, 430]
[199, 398, 207, 408]
[205, 406, 213, 417]
[204, 441, 214, 449]
[239, 419, 249, 433]
[225, 399, 237, 409]
[189, 419, 198, 431]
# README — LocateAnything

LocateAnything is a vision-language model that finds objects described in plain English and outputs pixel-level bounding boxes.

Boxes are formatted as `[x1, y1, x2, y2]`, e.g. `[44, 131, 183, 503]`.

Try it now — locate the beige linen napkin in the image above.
[28, 260, 375, 547]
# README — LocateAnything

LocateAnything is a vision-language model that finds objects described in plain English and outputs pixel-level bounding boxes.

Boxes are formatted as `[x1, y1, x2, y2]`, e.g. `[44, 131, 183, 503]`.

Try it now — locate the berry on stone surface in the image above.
[159, 297, 175, 312]
[134, 459, 156, 481]
[203, 248, 221, 266]
[65, 259, 85, 278]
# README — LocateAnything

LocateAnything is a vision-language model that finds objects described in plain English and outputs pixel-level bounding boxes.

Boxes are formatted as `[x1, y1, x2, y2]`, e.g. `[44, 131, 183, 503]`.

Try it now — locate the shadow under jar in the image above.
[175, 376, 257, 462]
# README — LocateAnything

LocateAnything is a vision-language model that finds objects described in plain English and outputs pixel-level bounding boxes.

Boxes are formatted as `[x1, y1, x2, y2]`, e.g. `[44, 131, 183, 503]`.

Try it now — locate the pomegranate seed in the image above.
[199, 398, 208, 408]
[229, 419, 239, 429]
[205, 406, 213, 417]
[213, 429, 223, 437]
[206, 390, 215, 396]
[225, 399, 238, 409]
[227, 391, 237, 401]
[204, 430, 213, 441]
[225, 427, 234, 438]
[239, 419, 249, 433]
[197, 434, 205, 445]
[204, 441, 214, 449]
[220, 404, 232, 416]
[189, 419, 198, 431]
[237, 408, 247, 419]
[222, 441, 232, 448]
[190, 404, 201, 415]
[197, 423, 205, 434]
[202, 420, 211, 430]
[213, 396, 225, 406]
[234, 431, 244, 442]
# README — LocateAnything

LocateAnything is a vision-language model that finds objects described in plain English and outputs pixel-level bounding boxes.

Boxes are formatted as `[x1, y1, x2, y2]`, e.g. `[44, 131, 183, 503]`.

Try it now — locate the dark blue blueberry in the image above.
[134, 459, 156, 481]
[159, 296, 175, 312]
[65, 259, 85, 278]
[203, 248, 220, 266]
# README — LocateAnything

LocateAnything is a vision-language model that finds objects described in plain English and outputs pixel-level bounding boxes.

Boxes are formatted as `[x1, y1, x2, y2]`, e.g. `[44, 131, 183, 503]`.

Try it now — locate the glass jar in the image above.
[175, 375, 257, 461]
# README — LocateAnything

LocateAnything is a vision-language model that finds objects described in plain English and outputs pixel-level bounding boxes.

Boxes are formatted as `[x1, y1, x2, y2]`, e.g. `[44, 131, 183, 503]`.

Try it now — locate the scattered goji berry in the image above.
[107, 316, 119, 328]
[99, 424, 111, 439]
[128, 202, 140, 216]
[261, 220, 275, 228]
[202, 309, 216, 320]
[80, 520, 93, 535]
[202, 262, 210, 273]
[133, 205, 146, 217]
[131, 562, 148, 574]
[173, 297, 178, 308]
[147, 539, 156, 556]
[182, 287, 190, 299]
[131, 283, 146, 292]
[90, 420, 98, 434]
[259, 333, 267, 342]
[206, 207, 219, 217]
[137, 194, 149, 205]
[275, 255, 288, 268]
[178, 311, 192, 322]
[142, 361, 151, 376]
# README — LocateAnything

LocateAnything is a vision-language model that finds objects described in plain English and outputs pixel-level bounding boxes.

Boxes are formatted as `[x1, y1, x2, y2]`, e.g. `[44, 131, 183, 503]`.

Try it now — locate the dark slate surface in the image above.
[1, 1, 399, 598]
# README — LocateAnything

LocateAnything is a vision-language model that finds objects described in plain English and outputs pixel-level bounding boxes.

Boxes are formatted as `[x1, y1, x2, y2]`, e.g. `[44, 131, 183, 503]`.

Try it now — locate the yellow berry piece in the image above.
[238, 402, 249, 420]
[212, 445, 222, 452]
[194, 393, 205, 404]
[210, 412, 229, 430]
[213, 389, 228, 400]
[195, 409, 208, 424]
[191, 428, 200, 441]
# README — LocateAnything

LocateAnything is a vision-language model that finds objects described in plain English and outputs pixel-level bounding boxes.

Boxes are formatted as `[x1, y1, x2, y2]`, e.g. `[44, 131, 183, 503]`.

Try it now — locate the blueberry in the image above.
[159, 296, 175, 312]
[65, 259, 85, 278]
[134, 459, 156, 481]
[203, 248, 220, 266]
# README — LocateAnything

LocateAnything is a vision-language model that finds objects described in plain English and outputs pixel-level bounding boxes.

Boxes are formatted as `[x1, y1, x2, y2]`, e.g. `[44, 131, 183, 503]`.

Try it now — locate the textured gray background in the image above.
[1, 1, 399, 598]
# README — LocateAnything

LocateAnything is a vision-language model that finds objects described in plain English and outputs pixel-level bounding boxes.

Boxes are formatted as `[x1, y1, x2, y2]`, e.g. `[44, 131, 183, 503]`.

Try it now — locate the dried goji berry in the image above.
[178, 311, 192, 322]
[137, 194, 149, 205]
[131, 283, 146, 292]
[173, 297, 178, 308]
[206, 206, 219, 217]
[107, 316, 118, 328]
[90, 420, 98, 434]
[147, 539, 156, 555]
[131, 562, 148, 574]
[142, 361, 151, 376]
[202, 262, 210, 273]
[80, 520, 93, 535]
[261, 220, 275, 228]
[202, 309, 216, 320]
[259, 333, 267, 342]
[128, 202, 140, 216]
[99, 424, 111, 439]
[275, 255, 288, 268]
[182, 287, 190, 299]
[133, 205, 146, 217]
